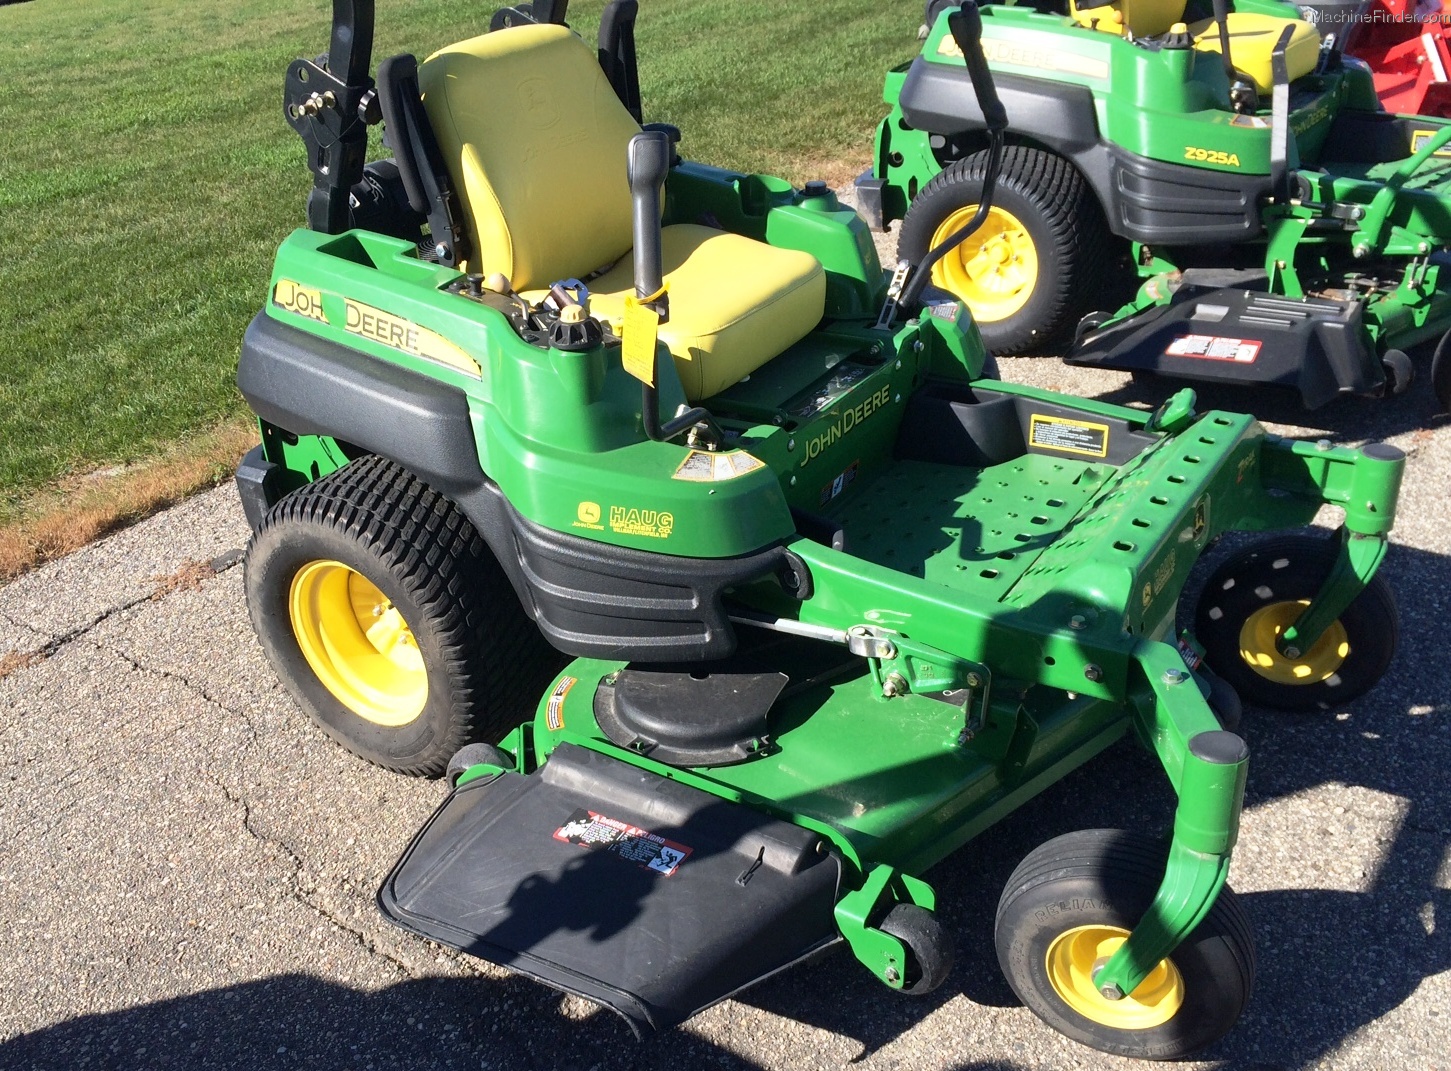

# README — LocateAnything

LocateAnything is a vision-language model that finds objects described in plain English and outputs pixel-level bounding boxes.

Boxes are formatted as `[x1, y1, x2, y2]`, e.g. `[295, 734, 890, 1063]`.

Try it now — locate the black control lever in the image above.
[889, 0, 1007, 318]
[625, 132, 721, 446]
[951, 2, 1006, 134]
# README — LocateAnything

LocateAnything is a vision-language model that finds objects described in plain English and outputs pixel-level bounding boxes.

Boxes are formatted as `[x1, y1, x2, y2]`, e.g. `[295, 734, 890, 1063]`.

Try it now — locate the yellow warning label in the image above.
[1411, 129, 1451, 158]
[621, 291, 664, 386]
[272, 278, 326, 322]
[343, 299, 480, 377]
[1028, 414, 1109, 458]
[672, 450, 767, 482]
[546, 675, 576, 731]
[609, 505, 674, 540]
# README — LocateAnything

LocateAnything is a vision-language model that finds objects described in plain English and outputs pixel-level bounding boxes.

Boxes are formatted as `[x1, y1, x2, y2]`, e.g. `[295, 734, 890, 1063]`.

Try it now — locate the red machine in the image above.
[1338, 0, 1451, 117]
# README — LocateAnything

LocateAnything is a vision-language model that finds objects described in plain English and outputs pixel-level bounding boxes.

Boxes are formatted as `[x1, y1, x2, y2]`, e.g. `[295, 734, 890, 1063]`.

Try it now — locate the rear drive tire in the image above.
[898, 146, 1110, 355]
[244, 455, 562, 776]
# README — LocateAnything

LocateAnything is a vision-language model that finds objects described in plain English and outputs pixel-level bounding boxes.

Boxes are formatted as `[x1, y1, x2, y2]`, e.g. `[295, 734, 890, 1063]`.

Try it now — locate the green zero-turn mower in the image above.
[235, 0, 1406, 1058]
[859, 0, 1451, 410]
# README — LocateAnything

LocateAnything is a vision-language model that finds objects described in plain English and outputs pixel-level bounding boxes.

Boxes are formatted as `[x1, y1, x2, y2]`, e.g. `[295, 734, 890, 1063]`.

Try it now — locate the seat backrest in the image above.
[1070, 0, 1188, 37]
[418, 24, 643, 290]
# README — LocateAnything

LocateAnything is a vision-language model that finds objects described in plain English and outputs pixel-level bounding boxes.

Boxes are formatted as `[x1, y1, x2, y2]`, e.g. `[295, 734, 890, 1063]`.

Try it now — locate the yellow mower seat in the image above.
[1191, 13, 1321, 96]
[1069, 1, 1320, 97]
[418, 23, 825, 402]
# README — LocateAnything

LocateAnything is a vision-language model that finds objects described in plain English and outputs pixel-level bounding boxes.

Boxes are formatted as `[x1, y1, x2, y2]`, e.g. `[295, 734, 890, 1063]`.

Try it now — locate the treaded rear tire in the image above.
[996, 829, 1254, 1059]
[244, 455, 562, 777]
[898, 146, 1110, 355]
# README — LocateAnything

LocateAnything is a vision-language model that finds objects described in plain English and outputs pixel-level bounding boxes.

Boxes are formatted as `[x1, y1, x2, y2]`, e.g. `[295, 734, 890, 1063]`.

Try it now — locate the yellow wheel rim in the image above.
[1045, 925, 1184, 1030]
[288, 560, 427, 727]
[929, 204, 1038, 322]
[1238, 599, 1349, 686]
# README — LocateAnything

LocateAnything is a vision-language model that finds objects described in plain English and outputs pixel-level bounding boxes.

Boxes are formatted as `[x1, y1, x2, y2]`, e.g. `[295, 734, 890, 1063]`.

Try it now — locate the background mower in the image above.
[236, 0, 1405, 1058]
[860, 0, 1451, 410]
[1305, 0, 1451, 119]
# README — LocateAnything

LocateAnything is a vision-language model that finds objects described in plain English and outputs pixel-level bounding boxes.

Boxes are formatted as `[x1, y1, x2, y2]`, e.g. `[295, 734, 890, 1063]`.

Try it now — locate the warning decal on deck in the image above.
[1028, 414, 1109, 458]
[545, 676, 576, 731]
[553, 809, 692, 876]
[1165, 335, 1261, 363]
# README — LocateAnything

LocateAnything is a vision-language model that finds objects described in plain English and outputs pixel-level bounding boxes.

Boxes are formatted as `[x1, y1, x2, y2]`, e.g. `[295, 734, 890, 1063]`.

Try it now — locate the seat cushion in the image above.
[586, 225, 826, 402]
[1192, 13, 1321, 96]
[1070, 0, 1187, 38]
[419, 24, 641, 290]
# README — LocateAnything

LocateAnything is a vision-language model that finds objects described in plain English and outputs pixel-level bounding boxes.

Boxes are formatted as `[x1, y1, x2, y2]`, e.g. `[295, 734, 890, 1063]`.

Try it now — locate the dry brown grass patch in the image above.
[0, 650, 47, 681]
[0, 418, 257, 585]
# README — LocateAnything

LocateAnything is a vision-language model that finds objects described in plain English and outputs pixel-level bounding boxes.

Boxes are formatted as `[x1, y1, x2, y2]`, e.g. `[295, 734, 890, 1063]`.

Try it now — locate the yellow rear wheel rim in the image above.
[289, 560, 427, 727]
[929, 204, 1038, 322]
[1238, 599, 1349, 686]
[1045, 925, 1184, 1030]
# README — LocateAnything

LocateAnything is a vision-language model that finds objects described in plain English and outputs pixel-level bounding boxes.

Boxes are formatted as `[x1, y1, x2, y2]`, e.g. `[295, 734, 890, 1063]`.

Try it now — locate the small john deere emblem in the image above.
[578, 501, 600, 523]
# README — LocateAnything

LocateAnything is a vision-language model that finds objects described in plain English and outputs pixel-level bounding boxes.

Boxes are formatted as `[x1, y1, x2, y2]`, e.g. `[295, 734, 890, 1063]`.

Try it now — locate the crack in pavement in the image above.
[92, 620, 424, 982]
[0, 553, 246, 666]
[208, 773, 418, 980]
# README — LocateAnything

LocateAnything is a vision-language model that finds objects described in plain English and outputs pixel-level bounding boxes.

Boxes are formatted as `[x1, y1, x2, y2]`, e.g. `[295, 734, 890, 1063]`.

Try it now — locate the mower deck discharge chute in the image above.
[863, 0, 1451, 409]
[237, 0, 1405, 1058]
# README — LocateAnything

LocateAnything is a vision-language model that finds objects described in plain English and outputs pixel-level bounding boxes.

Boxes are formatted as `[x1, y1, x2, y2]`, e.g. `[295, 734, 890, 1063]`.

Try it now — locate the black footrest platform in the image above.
[378, 742, 842, 1032]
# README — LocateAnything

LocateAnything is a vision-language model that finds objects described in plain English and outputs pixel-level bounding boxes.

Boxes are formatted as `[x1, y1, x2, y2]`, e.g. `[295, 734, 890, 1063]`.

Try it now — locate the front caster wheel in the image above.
[244, 455, 562, 776]
[879, 903, 954, 995]
[1193, 535, 1398, 712]
[995, 829, 1254, 1060]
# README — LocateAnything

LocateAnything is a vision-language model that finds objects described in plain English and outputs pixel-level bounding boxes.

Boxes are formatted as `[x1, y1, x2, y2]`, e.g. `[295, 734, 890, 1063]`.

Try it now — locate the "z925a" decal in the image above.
[1184, 146, 1241, 168]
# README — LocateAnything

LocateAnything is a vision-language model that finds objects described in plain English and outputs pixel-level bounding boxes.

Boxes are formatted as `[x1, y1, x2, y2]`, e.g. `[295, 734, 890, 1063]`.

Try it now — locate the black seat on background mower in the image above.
[416, 24, 826, 401]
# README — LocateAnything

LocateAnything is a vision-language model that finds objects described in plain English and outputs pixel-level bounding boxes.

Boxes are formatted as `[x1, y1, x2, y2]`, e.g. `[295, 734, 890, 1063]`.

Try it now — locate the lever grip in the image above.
[948, 2, 1007, 132]
[627, 130, 671, 308]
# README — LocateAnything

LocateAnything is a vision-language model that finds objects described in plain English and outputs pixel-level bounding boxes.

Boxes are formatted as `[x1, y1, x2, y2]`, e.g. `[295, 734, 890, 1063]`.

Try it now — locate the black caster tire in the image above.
[995, 829, 1254, 1060]
[880, 902, 954, 995]
[1431, 329, 1451, 411]
[244, 455, 563, 777]
[1193, 535, 1398, 712]
[1381, 348, 1413, 396]
[897, 146, 1109, 355]
[446, 742, 513, 785]
[1202, 669, 1243, 732]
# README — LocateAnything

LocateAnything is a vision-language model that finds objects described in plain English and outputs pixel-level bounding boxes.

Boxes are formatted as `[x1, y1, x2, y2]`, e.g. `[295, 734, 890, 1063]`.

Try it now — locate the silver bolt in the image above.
[603, 672, 619, 686]
[1099, 983, 1125, 1001]
[1069, 614, 1087, 630]
[964, 672, 983, 688]
[790, 475, 797, 486]
[1283, 645, 1301, 660]
[885, 966, 901, 984]
[896, 359, 903, 369]
[1316, 439, 1332, 451]
[882, 672, 909, 698]
[913, 340, 924, 353]
[1162, 668, 1188, 685]
[787, 438, 795, 451]
[1084, 664, 1104, 683]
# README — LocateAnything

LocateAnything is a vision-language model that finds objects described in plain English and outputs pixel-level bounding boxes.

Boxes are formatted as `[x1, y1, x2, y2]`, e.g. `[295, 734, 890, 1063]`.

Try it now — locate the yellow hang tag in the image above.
[621, 284, 667, 386]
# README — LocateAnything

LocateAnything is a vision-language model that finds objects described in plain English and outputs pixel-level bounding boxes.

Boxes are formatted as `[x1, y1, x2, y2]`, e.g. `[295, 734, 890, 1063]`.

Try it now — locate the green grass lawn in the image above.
[0, 0, 920, 523]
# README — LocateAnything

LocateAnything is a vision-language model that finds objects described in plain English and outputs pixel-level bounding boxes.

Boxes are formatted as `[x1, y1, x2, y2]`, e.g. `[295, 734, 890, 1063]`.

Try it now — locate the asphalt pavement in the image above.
[0, 218, 1448, 1071]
